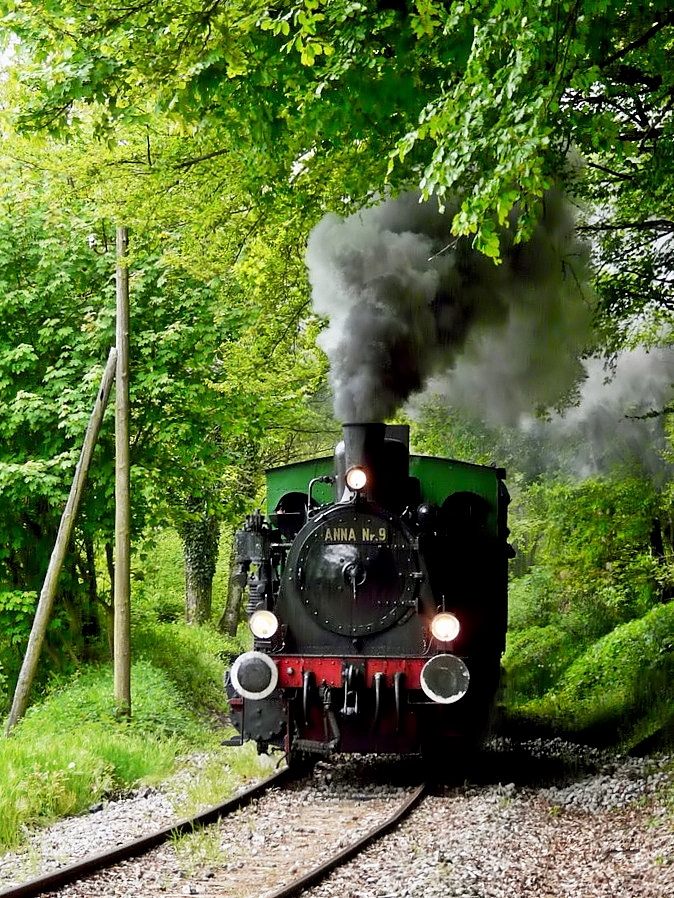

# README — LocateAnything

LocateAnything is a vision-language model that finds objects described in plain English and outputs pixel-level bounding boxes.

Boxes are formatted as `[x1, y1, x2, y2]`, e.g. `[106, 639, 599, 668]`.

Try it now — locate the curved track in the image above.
[264, 782, 426, 898]
[0, 766, 426, 898]
[0, 768, 291, 898]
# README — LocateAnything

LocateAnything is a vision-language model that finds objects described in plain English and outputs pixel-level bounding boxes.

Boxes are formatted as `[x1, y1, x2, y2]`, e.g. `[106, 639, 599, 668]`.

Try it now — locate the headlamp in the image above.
[230, 651, 279, 700]
[430, 612, 461, 642]
[345, 466, 367, 491]
[420, 654, 469, 704]
[249, 609, 279, 639]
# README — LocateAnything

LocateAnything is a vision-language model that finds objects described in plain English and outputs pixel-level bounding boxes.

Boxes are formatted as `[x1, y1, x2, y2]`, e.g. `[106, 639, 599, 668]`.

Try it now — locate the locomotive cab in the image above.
[226, 423, 510, 762]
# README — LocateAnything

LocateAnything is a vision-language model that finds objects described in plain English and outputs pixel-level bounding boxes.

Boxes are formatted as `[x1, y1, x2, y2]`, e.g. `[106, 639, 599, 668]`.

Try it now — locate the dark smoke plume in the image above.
[306, 191, 593, 423]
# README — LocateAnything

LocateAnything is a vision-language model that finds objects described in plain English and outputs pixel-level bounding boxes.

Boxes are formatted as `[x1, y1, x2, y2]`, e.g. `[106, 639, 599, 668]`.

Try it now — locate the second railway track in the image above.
[1, 758, 426, 898]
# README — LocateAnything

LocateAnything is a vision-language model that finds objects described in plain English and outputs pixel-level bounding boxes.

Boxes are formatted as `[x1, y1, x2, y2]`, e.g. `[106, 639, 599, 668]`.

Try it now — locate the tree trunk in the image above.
[218, 540, 246, 637]
[181, 503, 220, 625]
[78, 535, 101, 648]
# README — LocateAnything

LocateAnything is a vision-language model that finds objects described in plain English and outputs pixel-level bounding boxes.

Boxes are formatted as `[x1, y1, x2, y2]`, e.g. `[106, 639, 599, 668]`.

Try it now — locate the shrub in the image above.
[507, 568, 563, 631]
[503, 625, 583, 705]
[518, 602, 674, 748]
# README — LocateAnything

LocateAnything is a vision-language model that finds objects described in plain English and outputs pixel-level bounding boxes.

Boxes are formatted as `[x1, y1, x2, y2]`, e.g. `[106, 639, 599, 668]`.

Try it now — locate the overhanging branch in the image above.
[626, 405, 674, 420]
[586, 161, 634, 182]
[578, 219, 674, 234]
[174, 148, 230, 169]
[603, 14, 674, 68]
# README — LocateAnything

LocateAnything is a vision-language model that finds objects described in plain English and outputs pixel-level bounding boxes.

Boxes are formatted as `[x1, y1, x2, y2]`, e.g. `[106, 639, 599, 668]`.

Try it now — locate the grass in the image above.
[169, 742, 279, 817]
[0, 527, 256, 851]
[0, 662, 180, 848]
[171, 826, 228, 876]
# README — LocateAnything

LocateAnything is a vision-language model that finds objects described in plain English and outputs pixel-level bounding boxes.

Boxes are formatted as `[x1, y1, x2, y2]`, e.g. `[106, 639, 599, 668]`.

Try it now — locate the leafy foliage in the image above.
[523, 603, 674, 747]
[502, 474, 674, 748]
[3, 1, 674, 259]
[510, 477, 669, 632]
[0, 139, 258, 676]
[503, 625, 583, 705]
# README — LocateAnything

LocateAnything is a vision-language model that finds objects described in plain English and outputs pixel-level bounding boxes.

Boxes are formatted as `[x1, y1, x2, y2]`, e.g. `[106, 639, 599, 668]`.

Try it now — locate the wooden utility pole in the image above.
[5, 348, 118, 734]
[114, 226, 132, 717]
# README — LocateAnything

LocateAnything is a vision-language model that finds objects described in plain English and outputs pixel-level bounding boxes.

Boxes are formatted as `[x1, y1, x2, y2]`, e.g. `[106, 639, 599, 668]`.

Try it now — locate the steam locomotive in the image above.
[226, 423, 511, 762]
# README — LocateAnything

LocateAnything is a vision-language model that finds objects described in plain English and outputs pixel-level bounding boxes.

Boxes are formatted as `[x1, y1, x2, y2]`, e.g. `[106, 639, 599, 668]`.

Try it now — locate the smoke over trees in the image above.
[306, 191, 593, 423]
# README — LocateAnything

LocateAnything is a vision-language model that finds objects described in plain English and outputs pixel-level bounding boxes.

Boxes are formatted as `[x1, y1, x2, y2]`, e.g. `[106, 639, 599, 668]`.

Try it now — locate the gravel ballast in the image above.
[0, 741, 672, 897]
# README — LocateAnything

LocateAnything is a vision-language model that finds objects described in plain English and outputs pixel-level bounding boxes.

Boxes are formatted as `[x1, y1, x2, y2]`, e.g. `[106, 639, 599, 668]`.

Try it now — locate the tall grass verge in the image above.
[0, 527, 253, 850]
[0, 660, 207, 849]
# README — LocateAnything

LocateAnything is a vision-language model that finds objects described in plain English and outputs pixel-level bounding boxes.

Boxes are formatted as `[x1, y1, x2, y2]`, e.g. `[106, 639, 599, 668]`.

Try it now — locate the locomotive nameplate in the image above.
[322, 524, 389, 544]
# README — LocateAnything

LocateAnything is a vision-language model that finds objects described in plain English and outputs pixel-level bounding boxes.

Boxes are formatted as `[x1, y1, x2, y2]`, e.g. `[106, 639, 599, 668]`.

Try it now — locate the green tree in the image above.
[0, 144, 261, 676]
[2, 1, 674, 260]
[0, 117, 333, 653]
[0, 164, 114, 667]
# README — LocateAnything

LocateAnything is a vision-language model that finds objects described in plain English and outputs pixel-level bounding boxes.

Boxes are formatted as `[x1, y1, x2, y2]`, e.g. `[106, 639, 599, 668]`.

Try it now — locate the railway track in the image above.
[261, 780, 425, 898]
[0, 761, 426, 898]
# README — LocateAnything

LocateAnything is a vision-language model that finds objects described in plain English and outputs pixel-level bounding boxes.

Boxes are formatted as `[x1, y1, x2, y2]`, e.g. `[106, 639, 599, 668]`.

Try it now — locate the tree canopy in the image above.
[0, 119, 329, 676]
[1, 0, 673, 259]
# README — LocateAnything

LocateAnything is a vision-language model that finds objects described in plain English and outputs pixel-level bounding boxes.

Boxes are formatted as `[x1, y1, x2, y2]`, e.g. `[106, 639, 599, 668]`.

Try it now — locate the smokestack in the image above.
[334, 422, 385, 503]
[334, 422, 411, 506]
[342, 422, 386, 473]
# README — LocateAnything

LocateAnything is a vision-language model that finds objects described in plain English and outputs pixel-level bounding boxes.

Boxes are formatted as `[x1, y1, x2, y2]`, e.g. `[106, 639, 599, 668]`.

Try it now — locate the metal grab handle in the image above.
[394, 670, 404, 733]
[302, 670, 314, 727]
[372, 671, 384, 733]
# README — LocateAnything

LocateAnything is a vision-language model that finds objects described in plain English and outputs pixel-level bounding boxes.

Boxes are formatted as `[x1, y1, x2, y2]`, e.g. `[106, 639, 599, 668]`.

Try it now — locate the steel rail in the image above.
[0, 766, 291, 898]
[264, 781, 427, 898]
